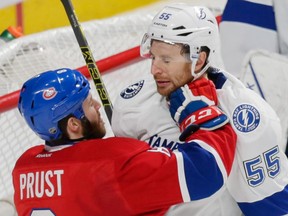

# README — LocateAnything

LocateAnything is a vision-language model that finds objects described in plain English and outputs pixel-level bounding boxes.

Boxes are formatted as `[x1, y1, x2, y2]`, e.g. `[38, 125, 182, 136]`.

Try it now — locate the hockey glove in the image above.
[169, 78, 229, 141]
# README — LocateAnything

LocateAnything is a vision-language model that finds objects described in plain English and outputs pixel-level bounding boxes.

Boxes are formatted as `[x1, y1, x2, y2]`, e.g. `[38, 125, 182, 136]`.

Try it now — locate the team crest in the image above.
[197, 8, 206, 20]
[120, 80, 144, 99]
[232, 104, 260, 133]
[43, 87, 57, 100]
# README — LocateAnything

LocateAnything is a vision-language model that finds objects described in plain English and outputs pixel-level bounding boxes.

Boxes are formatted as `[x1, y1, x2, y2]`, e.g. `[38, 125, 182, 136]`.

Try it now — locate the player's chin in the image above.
[157, 86, 174, 97]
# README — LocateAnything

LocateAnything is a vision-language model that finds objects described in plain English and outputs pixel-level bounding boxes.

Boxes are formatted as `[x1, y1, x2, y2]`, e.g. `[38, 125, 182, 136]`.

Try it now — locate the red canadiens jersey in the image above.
[13, 126, 236, 216]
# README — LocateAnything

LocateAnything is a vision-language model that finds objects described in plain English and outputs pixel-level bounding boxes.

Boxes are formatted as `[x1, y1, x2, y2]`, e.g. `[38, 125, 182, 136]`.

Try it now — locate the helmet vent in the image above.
[177, 32, 193, 37]
[173, 26, 186, 30]
[18, 96, 22, 105]
[31, 100, 34, 109]
[82, 81, 88, 87]
[207, 19, 215, 24]
[76, 79, 88, 92]
[30, 116, 35, 126]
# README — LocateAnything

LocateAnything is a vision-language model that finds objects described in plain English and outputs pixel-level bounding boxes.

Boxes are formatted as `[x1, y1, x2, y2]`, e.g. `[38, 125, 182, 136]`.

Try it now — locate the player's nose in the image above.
[151, 61, 163, 75]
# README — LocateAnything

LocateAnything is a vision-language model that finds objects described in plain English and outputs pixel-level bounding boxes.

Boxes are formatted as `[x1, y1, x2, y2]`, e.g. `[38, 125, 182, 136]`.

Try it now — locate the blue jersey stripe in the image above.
[178, 142, 224, 200]
[222, 0, 276, 30]
[238, 184, 288, 216]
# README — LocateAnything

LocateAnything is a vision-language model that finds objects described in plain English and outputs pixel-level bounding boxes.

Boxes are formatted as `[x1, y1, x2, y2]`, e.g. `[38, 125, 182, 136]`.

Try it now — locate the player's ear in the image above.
[195, 51, 207, 73]
[67, 117, 82, 135]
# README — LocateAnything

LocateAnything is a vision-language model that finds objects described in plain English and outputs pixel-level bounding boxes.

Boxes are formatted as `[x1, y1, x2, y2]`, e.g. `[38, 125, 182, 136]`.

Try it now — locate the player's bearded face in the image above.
[81, 117, 106, 139]
[150, 40, 193, 96]
[82, 94, 106, 139]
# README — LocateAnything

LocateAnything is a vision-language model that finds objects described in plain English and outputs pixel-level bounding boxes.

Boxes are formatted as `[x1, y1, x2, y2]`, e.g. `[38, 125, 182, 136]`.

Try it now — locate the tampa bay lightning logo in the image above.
[232, 104, 260, 133]
[197, 8, 206, 20]
[120, 80, 144, 99]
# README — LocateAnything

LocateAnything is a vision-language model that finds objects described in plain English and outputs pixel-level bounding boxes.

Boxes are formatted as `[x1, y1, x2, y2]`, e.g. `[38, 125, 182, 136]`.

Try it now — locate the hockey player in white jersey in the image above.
[219, 0, 288, 156]
[112, 3, 288, 216]
[113, 4, 241, 216]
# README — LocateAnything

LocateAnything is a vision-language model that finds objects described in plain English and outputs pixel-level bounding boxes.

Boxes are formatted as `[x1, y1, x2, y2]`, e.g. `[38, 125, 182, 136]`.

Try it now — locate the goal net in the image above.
[0, 1, 225, 214]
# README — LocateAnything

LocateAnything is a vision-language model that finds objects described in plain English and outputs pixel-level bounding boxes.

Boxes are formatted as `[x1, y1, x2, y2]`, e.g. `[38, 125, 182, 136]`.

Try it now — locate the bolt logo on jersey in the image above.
[232, 103, 260, 133]
[43, 87, 57, 100]
[120, 80, 144, 99]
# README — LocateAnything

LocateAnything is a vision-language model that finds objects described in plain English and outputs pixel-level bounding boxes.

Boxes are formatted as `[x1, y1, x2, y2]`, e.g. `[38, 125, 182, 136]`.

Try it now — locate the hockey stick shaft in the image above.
[60, 0, 113, 123]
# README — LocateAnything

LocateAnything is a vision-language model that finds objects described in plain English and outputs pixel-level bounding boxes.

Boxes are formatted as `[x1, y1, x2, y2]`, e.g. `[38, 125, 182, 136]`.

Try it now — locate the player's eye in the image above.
[162, 57, 171, 64]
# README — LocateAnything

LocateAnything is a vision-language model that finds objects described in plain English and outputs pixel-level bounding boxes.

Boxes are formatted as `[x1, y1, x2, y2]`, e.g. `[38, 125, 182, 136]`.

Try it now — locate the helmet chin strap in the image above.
[191, 56, 210, 81]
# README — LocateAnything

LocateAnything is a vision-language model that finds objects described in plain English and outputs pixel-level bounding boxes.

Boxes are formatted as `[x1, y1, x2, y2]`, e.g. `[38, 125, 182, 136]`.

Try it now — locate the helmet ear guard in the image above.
[140, 4, 219, 80]
[18, 68, 90, 141]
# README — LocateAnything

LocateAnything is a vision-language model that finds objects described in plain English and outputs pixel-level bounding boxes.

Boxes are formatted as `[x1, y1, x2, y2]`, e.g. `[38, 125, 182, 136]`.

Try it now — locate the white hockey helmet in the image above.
[141, 4, 219, 80]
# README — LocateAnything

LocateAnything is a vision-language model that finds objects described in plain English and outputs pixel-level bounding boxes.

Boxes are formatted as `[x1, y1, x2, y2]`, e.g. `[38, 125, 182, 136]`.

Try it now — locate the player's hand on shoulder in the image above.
[169, 78, 229, 141]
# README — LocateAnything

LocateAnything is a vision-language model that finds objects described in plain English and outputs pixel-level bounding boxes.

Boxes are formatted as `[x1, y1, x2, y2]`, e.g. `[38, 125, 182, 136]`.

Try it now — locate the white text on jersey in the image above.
[19, 169, 64, 200]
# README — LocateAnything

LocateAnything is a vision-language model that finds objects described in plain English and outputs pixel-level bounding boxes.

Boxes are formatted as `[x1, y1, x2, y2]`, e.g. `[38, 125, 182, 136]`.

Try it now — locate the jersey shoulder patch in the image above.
[120, 80, 145, 99]
[232, 103, 260, 133]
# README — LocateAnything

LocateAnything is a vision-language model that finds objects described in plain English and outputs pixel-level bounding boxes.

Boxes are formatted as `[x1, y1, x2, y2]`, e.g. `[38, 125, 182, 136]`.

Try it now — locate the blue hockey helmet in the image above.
[18, 68, 90, 141]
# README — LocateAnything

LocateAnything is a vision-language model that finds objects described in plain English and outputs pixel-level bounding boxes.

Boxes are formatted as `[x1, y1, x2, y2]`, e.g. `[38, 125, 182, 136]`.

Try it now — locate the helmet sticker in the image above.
[43, 87, 57, 100]
[197, 8, 207, 20]
[232, 104, 260, 133]
[120, 80, 144, 99]
[158, 12, 172, 21]
[49, 127, 57, 135]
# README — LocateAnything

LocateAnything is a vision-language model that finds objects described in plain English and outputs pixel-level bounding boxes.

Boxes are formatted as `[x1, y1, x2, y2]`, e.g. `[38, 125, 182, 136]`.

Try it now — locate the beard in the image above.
[81, 117, 106, 139]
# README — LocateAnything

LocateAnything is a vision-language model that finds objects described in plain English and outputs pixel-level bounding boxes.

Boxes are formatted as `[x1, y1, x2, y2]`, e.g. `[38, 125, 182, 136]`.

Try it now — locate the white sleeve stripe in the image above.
[174, 151, 191, 202]
[192, 139, 228, 181]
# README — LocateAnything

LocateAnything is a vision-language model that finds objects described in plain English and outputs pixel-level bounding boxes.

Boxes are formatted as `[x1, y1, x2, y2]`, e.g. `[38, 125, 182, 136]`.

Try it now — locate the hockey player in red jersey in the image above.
[112, 3, 288, 216]
[13, 68, 236, 216]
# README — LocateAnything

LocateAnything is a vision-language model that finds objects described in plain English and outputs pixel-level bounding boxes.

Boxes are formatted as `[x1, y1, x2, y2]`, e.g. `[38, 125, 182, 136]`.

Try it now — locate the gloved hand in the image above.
[169, 78, 229, 141]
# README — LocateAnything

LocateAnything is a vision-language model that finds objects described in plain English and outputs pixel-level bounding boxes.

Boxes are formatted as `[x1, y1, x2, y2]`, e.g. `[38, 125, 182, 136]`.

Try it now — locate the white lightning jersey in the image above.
[112, 70, 288, 216]
[112, 75, 182, 151]
[112, 74, 242, 216]
[212, 70, 288, 215]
